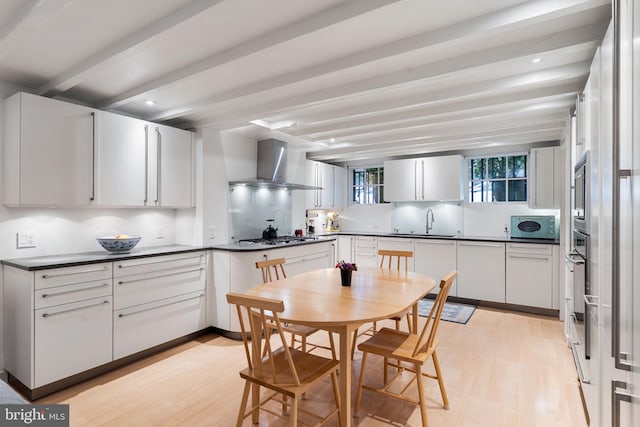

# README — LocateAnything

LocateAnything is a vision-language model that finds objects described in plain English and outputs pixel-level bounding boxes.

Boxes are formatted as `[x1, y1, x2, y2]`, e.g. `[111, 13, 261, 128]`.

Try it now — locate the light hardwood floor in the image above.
[37, 307, 588, 426]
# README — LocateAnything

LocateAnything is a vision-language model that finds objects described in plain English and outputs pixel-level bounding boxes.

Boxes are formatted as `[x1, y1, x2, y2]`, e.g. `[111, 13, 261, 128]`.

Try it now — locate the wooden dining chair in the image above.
[351, 250, 414, 359]
[226, 292, 341, 427]
[353, 271, 457, 427]
[255, 258, 336, 358]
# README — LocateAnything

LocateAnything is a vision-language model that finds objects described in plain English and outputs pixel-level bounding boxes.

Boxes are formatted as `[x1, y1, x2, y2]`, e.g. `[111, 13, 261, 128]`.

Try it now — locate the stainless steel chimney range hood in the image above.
[229, 139, 321, 190]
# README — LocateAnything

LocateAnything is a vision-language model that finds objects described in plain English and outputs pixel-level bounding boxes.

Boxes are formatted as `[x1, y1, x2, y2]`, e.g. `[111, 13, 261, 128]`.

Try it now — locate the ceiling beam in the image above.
[37, 0, 226, 96]
[97, 0, 403, 109]
[195, 22, 601, 129]
[0, 0, 54, 55]
[293, 74, 586, 138]
[149, 0, 608, 122]
[311, 96, 576, 142]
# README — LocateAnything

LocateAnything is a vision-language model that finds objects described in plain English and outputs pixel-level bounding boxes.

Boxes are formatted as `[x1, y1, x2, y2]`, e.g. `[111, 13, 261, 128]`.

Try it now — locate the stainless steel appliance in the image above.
[573, 151, 590, 234]
[238, 235, 317, 246]
[566, 228, 591, 384]
[510, 215, 558, 239]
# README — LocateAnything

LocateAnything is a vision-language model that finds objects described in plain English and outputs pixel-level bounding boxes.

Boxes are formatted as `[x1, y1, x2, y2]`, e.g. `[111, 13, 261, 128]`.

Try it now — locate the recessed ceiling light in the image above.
[530, 58, 542, 64]
[143, 99, 158, 106]
[330, 138, 336, 142]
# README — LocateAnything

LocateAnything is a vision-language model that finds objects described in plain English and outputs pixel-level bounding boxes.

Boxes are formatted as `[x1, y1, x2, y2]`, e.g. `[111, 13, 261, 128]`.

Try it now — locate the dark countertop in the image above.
[323, 231, 560, 245]
[1, 244, 207, 271]
[209, 236, 336, 252]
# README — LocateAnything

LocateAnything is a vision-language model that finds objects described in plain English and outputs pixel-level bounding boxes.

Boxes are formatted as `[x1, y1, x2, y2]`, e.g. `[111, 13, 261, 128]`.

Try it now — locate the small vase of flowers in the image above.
[336, 260, 357, 286]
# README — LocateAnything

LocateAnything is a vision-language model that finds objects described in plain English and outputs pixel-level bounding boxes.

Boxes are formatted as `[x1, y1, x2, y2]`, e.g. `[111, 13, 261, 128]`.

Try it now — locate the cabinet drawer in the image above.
[114, 264, 205, 310]
[506, 243, 553, 255]
[35, 279, 112, 309]
[35, 263, 112, 289]
[113, 252, 205, 278]
[113, 291, 206, 359]
[34, 296, 113, 387]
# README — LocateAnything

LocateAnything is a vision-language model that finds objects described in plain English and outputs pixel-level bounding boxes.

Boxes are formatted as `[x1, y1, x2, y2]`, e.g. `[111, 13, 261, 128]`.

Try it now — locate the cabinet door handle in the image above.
[416, 240, 454, 246]
[583, 294, 598, 307]
[41, 265, 110, 279]
[117, 267, 204, 285]
[155, 127, 160, 205]
[612, 380, 638, 427]
[421, 159, 425, 200]
[90, 111, 96, 201]
[570, 342, 590, 384]
[117, 293, 204, 318]
[42, 300, 110, 318]
[42, 283, 109, 298]
[414, 161, 418, 200]
[508, 255, 550, 261]
[144, 124, 149, 204]
[459, 242, 503, 248]
[117, 256, 203, 269]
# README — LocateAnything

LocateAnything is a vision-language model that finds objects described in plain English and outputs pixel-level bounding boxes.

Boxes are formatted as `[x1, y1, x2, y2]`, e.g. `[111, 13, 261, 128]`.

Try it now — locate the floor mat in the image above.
[417, 298, 476, 324]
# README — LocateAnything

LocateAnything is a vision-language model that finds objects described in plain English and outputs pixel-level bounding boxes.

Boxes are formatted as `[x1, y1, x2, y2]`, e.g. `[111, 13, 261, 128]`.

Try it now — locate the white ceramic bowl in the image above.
[96, 236, 141, 253]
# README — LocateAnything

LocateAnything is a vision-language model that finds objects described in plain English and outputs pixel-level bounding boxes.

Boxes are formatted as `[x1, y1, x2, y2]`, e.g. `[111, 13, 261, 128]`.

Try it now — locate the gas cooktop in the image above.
[238, 236, 317, 246]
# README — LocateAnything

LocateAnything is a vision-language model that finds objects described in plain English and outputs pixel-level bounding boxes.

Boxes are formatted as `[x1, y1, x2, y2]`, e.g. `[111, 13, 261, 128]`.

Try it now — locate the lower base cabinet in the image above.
[113, 291, 206, 359]
[35, 296, 113, 387]
[414, 239, 457, 296]
[456, 241, 506, 303]
[506, 243, 554, 308]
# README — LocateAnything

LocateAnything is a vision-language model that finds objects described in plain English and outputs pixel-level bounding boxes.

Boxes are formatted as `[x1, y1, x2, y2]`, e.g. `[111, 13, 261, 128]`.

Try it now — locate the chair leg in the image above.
[432, 351, 449, 409]
[328, 331, 337, 360]
[330, 371, 342, 427]
[290, 396, 298, 427]
[236, 380, 251, 427]
[301, 335, 307, 353]
[415, 364, 429, 427]
[394, 318, 400, 330]
[354, 352, 368, 414]
[383, 356, 388, 385]
[351, 329, 358, 360]
[405, 312, 413, 333]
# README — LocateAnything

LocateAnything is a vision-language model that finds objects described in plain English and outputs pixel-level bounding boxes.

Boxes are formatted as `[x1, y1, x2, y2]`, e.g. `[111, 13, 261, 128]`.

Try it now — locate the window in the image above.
[351, 167, 385, 204]
[468, 154, 527, 203]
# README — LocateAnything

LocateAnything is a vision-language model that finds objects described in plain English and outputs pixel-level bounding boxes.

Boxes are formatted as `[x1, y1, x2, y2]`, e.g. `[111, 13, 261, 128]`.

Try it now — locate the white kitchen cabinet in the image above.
[96, 112, 194, 208]
[337, 235, 355, 263]
[529, 146, 561, 209]
[456, 241, 505, 303]
[414, 239, 457, 296]
[377, 237, 414, 271]
[355, 235, 378, 268]
[95, 110, 148, 206]
[306, 161, 346, 209]
[384, 155, 463, 202]
[4, 92, 96, 206]
[113, 252, 206, 359]
[271, 241, 335, 277]
[506, 243, 554, 308]
[3, 262, 113, 391]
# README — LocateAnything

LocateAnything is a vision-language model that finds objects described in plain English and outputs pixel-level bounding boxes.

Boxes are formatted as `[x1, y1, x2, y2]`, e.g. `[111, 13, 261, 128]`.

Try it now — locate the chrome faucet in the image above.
[425, 208, 435, 234]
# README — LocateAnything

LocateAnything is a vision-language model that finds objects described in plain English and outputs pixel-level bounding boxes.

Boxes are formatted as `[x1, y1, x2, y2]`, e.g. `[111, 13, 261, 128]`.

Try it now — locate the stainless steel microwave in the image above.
[573, 151, 590, 234]
[510, 215, 558, 239]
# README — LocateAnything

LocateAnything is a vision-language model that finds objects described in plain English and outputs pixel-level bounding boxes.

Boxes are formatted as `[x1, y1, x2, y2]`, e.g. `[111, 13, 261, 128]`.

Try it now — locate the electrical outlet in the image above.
[157, 227, 165, 239]
[208, 226, 216, 239]
[17, 231, 36, 248]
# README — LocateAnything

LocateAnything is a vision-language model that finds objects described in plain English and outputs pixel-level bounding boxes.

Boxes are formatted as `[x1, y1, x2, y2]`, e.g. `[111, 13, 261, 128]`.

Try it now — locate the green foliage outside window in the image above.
[469, 154, 527, 203]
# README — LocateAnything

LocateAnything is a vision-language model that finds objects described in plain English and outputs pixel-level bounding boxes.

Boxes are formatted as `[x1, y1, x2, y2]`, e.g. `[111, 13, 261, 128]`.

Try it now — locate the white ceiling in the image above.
[0, 0, 610, 163]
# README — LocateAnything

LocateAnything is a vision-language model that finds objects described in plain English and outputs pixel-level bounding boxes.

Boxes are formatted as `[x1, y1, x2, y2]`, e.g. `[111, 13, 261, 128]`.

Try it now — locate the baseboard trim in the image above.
[425, 294, 560, 317]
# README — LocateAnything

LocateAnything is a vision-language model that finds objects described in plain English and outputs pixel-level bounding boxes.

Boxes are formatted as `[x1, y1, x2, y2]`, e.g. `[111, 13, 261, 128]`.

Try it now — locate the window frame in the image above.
[466, 153, 529, 204]
[349, 165, 386, 205]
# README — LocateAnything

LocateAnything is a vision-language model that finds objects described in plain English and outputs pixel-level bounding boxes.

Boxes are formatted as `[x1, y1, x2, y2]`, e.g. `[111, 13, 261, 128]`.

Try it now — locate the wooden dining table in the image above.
[243, 266, 436, 426]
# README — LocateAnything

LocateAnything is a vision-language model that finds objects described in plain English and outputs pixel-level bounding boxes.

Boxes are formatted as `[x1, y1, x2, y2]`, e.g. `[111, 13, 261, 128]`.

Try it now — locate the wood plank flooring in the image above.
[37, 307, 588, 426]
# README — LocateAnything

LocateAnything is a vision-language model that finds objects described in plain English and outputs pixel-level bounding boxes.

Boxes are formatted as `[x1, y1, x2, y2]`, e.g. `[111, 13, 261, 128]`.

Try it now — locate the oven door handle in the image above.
[565, 252, 585, 265]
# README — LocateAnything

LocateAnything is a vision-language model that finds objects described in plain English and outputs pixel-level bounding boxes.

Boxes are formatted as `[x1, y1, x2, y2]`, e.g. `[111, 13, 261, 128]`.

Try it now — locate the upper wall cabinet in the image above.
[96, 112, 194, 208]
[4, 92, 97, 206]
[4, 92, 194, 208]
[384, 155, 463, 202]
[306, 161, 345, 210]
[529, 146, 561, 209]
